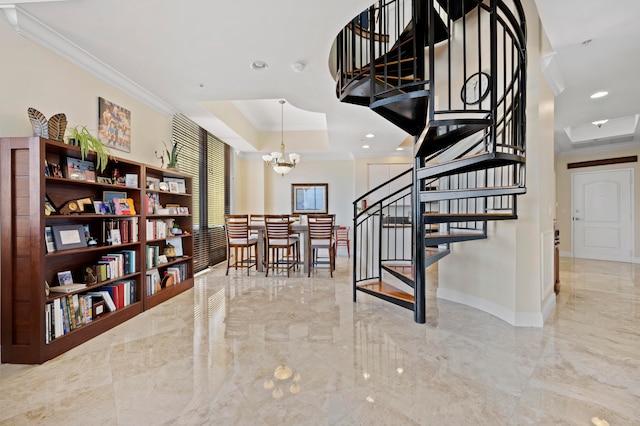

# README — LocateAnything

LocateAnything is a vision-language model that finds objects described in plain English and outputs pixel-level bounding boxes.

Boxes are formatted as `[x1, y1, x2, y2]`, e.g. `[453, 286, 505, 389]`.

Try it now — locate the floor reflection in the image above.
[0, 256, 638, 425]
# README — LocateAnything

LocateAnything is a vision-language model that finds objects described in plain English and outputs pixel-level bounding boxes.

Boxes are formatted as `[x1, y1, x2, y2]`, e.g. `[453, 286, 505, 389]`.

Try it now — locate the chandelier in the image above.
[262, 100, 300, 175]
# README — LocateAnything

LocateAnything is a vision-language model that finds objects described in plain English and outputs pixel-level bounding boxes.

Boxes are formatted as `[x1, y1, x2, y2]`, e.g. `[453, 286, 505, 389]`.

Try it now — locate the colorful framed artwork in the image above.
[98, 97, 131, 153]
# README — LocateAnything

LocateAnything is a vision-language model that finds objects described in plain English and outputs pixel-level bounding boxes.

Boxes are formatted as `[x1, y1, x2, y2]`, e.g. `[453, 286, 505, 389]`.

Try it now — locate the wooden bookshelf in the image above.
[0, 137, 194, 364]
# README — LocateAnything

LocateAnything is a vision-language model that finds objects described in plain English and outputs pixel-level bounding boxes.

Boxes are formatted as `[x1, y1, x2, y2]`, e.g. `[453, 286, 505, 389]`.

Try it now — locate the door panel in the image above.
[572, 169, 633, 262]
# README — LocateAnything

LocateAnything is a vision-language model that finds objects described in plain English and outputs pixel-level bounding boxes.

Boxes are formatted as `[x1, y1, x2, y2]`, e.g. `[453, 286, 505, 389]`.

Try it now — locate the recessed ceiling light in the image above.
[590, 91, 608, 99]
[198, 83, 205, 88]
[362, 145, 370, 149]
[292, 62, 305, 72]
[396, 147, 403, 151]
[365, 133, 375, 138]
[592, 119, 608, 127]
[250, 60, 268, 71]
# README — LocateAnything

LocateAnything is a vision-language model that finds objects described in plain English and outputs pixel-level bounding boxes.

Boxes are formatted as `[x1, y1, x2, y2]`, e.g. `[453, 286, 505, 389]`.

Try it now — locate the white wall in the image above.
[233, 156, 355, 228]
[438, 0, 556, 327]
[0, 16, 172, 166]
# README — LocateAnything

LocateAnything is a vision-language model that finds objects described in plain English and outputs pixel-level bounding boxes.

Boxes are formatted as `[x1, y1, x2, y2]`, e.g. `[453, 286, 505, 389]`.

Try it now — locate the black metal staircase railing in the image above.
[334, 0, 527, 323]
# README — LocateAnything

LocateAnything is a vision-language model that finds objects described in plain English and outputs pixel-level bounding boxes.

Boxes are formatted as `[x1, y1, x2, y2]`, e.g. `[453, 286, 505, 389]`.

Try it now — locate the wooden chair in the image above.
[307, 214, 335, 277]
[335, 226, 350, 257]
[224, 214, 258, 275]
[264, 215, 299, 277]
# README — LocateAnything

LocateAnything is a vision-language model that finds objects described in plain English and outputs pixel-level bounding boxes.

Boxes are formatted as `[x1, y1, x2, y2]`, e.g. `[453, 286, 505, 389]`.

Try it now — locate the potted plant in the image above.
[163, 140, 182, 170]
[67, 125, 112, 172]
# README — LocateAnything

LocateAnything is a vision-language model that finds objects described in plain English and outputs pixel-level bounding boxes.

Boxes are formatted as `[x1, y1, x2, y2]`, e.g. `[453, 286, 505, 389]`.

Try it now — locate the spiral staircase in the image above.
[334, 0, 527, 323]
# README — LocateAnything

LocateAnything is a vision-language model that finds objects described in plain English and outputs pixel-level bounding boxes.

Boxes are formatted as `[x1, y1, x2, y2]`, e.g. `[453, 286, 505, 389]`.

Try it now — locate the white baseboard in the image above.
[437, 287, 544, 327]
[541, 293, 556, 322]
[559, 252, 640, 264]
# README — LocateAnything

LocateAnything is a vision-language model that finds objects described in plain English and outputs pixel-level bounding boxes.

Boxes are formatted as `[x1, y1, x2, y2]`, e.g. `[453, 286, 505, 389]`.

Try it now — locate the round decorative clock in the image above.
[461, 72, 491, 105]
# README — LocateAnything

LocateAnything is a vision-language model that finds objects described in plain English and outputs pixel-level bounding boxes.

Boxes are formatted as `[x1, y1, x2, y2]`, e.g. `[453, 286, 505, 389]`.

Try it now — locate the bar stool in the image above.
[224, 214, 258, 275]
[335, 226, 350, 257]
[264, 215, 299, 277]
[307, 214, 335, 277]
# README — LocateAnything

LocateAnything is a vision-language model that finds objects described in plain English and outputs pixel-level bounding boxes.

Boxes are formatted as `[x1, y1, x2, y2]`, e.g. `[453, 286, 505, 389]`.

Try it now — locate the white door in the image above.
[572, 169, 633, 262]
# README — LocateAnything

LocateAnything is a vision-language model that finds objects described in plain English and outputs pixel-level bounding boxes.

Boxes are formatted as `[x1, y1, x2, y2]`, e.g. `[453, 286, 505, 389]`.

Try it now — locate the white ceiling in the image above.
[4, 0, 640, 158]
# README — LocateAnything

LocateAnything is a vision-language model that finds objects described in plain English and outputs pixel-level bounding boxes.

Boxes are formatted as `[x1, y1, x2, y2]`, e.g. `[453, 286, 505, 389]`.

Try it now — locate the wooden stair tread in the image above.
[383, 264, 414, 280]
[357, 281, 414, 303]
[425, 231, 484, 239]
[423, 212, 516, 223]
[424, 212, 513, 218]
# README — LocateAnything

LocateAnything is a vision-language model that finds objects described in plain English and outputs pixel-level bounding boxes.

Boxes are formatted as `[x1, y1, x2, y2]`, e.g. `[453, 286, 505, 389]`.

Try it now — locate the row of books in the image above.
[145, 263, 187, 296]
[102, 218, 139, 245]
[45, 294, 94, 342]
[45, 280, 137, 342]
[146, 219, 172, 240]
[87, 250, 136, 283]
[92, 280, 136, 310]
[146, 245, 160, 268]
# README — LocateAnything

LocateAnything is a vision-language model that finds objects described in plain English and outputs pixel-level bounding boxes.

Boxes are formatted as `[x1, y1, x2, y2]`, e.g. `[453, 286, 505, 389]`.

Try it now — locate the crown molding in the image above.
[2, 5, 176, 116]
[556, 138, 640, 158]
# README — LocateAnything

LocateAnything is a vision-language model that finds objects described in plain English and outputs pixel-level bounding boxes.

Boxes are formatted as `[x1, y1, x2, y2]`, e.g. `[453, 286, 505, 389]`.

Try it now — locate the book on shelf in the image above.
[45, 226, 56, 253]
[102, 218, 139, 245]
[146, 245, 160, 268]
[98, 280, 136, 309]
[146, 269, 161, 296]
[49, 283, 87, 293]
[86, 291, 117, 312]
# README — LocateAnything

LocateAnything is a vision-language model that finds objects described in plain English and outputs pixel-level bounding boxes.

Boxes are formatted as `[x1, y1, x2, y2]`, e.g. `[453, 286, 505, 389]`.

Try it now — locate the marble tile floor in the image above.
[0, 256, 638, 425]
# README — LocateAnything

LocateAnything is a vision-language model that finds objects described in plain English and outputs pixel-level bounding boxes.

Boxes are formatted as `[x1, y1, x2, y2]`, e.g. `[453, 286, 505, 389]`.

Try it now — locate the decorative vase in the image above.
[167, 165, 179, 172]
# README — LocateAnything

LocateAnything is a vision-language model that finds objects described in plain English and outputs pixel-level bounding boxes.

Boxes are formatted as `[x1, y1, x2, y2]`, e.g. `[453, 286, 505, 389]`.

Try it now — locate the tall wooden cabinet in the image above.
[0, 137, 194, 364]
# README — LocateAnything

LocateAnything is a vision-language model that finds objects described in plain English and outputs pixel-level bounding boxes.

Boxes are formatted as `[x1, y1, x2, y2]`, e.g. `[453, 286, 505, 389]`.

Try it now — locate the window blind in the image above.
[172, 114, 232, 272]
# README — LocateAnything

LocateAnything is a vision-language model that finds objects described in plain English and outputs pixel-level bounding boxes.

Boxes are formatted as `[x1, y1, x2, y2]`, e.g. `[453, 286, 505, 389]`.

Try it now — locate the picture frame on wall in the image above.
[291, 183, 328, 214]
[98, 97, 132, 153]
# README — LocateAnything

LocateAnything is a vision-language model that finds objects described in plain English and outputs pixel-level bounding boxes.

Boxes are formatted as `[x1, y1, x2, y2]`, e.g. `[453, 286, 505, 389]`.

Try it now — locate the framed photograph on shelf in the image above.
[168, 181, 179, 193]
[292, 183, 328, 214]
[97, 176, 113, 185]
[113, 198, 131, 215]
[57, 270, 73, 286]
[165, 237, 184, 257]
[146, 176, 161, 190]
[51, 224, 88, 251]
[110, 228, 122, 245]
[125, 174, 138, 188]
[163, 177, 186, 194]
[103, 191, 127, 210]
[65, 157, 96, 182]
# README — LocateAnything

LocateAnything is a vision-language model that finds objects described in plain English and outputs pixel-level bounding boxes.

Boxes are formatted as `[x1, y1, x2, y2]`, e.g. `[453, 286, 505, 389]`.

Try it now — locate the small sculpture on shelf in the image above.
[170, 222, 183, 235]
[83, 267, 97, 285]
[164, 243, 177, 259]
[27, 107, 67, 142]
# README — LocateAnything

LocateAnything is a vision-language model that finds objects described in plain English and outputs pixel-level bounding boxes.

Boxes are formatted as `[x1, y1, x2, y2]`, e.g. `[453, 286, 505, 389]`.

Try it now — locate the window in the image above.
[172, 114, 231, 272]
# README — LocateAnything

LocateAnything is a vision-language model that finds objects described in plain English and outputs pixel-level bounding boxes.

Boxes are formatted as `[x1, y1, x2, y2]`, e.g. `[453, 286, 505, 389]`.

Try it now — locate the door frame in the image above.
[570, 168, 635, 261]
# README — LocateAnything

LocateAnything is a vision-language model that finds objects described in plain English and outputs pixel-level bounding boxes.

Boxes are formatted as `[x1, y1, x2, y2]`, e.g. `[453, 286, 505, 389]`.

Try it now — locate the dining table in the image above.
[249, 221, 338, 274]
